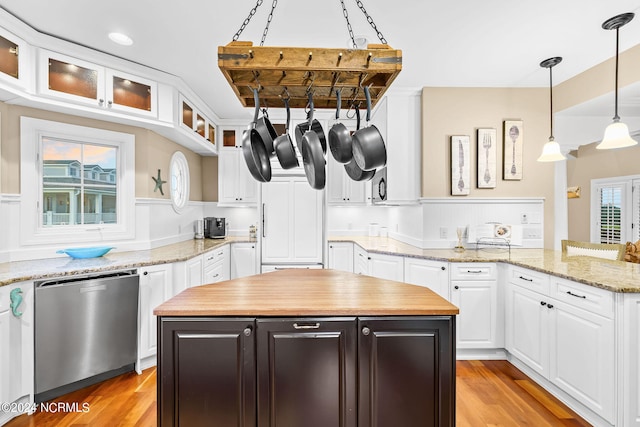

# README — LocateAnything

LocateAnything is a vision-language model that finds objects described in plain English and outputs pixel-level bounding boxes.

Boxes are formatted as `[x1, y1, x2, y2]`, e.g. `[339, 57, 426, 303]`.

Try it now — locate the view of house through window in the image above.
[42, 137, 117, 226]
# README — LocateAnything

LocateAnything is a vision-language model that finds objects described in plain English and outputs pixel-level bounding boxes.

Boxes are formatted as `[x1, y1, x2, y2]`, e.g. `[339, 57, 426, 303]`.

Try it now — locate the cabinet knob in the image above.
[547, 304, 554, 309]
[107, 100, 113, 107]
[143, 271, 148, 275]
[441, 266, 446, 271]
[98, 99, 104, 106]
[454, 285, 459, 290]
[540, 301, 547, 306]
[362, 327, 370, 336]
[243, 327, 252, 337]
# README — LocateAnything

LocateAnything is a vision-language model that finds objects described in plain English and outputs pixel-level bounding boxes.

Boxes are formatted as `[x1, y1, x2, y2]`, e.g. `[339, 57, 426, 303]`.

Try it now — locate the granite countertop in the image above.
[333, 236, 640, 293]
[3, 235, 640, 294]
[0, 237, 254, 286]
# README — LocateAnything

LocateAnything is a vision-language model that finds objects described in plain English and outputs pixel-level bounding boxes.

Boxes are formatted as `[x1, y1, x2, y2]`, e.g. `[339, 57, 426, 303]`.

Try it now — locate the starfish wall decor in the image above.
[152, 169, 167, 195]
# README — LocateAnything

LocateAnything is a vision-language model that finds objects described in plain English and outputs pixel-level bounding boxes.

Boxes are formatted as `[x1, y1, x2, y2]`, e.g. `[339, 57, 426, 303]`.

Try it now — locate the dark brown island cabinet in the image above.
[155, 269, 458, 427]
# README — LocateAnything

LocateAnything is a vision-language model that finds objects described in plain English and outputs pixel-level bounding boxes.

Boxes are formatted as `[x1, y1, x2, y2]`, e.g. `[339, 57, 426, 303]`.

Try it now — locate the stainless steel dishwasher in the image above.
[34, 270, 139, 403]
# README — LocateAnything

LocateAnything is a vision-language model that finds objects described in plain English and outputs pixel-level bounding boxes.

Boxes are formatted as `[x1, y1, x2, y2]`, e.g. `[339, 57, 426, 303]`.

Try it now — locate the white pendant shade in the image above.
[537, 138, 566, 161]
[597, 120, 638, 149]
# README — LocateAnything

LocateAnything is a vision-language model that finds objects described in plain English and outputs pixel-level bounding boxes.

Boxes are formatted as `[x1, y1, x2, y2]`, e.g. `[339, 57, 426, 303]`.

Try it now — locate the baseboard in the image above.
[456, 348, 507, 360]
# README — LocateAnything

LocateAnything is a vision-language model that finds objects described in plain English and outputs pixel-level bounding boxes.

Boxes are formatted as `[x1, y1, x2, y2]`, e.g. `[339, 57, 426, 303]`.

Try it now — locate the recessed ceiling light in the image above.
[108, 32, 133, 46]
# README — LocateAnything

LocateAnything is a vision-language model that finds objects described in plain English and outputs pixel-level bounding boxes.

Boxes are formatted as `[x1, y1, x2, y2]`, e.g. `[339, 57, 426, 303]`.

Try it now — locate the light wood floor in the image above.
[6, 360, 591, 426]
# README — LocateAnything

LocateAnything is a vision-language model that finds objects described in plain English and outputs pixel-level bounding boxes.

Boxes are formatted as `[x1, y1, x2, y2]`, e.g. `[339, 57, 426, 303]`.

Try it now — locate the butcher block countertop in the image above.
[154, 269, 459, 317]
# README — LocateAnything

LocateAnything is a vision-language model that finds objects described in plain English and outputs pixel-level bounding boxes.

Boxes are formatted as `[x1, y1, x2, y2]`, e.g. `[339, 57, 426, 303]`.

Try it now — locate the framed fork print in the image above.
[476, 128, 497, 188]
[451, 135, 470, 195]
[503, 120, 523, 180]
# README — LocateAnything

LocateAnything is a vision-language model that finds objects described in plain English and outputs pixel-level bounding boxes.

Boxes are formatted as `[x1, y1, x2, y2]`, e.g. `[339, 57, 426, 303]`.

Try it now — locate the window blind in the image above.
[598, 185, 623, 244]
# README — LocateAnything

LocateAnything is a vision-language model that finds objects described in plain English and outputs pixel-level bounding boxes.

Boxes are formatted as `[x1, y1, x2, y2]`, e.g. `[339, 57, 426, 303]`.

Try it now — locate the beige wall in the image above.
[557, 44, 640, 241]
[422, 87, 555, 246]
[201, 156, 218, 202]
[566, 142, 640, 241]
[0, 102, 213, 201]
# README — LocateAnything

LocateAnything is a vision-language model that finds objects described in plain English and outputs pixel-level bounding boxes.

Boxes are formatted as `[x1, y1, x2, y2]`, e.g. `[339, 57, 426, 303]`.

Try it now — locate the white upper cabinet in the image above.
[218, 127, 258, 206]
[178, 94, 217, 150]
[0, 26, 32, 96]
[37, 49, 158, 118]
[371, 91, 421, 204]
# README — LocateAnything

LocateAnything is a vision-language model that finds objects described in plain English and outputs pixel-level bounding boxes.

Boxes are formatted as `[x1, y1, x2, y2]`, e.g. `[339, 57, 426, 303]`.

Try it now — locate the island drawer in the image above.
[550, 277, 614, 318]
[509, 266, 549, 294]
[450, 263, 497, 280]
[203, 244, 229, 268]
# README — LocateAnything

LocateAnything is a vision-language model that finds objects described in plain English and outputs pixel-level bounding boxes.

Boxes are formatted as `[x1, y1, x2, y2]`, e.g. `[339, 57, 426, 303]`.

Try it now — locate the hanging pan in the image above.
[301, 92, 326, 190]
[352, 85, 387, 171]
[344, 106, 376, 182]
[242, 88, 271, 182]
[295, 107, 327, 155]
[255, 103, 278, 157]
[274, 97, 299, 169]
[328, 89, 353, 163]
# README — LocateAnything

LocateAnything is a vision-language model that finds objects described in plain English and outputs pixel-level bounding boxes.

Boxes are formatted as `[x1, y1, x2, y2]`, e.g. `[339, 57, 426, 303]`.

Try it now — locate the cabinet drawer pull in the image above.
[466, 270, 483, 274]
[293, 322, 320, 330]
[540, 301, 547, 306]
[547, 304, 554, 309]
[362, 327, 371, 336]
[217, 251, 223, 256]
[519, 276, 533, 282]
[566, 291, 586, 299]
[213, 274, 219, 278]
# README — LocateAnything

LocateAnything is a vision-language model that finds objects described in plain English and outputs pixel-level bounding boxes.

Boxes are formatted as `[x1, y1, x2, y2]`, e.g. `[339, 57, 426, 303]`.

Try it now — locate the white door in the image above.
[138, 264, 172, 361]
[231, 243, 257, 279]
[548, 300, 615, 423]
[261, 177, 323, 264]
[369, 253, 404, 281]
[328, 242, 353, 272]
[507, 284, 548, 378]
[450, 280, 498, 348]
[404, 258, 449, 300]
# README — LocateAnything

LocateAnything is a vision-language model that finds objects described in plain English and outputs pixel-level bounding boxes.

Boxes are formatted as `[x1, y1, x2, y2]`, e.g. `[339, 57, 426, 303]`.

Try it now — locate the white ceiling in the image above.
[1, 0, 640, 121]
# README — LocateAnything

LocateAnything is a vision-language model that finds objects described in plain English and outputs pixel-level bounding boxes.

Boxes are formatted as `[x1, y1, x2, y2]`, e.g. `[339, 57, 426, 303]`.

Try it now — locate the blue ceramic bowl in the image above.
[56, 246, 114, 259]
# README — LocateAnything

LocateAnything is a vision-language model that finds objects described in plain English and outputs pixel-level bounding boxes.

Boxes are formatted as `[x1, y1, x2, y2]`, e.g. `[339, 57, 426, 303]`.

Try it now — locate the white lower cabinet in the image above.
[368, 253, 404, 281]
[203, 245, 230, 284]
[230, 242, 257, 279]
[353, 245, 370, 275]
[623, 294, 640, 427]
[403, 258, 449, 300]
[0, 282, 34, 425]
[138, 264, 173, 364]
[172, 255, 204, 295]
[506, 267, 615, 425]
[450, 263, 500, 349]
[327, 242, 354, 273]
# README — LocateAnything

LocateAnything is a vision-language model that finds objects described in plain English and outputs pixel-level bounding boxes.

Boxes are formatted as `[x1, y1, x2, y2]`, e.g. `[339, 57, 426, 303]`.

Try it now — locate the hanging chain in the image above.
[354, 0, 387, 44]
[232, 0, 264, 41]
[260, 0, 278, 46]
[340, 0, 357, 48]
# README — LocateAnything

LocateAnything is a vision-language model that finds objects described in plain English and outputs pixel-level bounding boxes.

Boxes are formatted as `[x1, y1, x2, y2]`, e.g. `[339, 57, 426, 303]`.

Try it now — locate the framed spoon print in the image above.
[450, 135, 470, 195]
[503, 120, 523, 180]
[476, 128, 497, 188]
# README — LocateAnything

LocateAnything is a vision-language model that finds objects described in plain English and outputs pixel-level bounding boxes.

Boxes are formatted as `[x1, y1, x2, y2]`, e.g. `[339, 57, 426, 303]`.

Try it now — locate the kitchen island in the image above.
[154, 268, 459, 427]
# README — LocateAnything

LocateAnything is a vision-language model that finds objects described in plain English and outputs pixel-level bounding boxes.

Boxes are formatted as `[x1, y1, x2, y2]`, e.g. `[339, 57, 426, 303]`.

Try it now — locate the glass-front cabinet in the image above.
[38, 49, 158, 117]
[179, 93, 216, 149]
[0, 26, 30, 91]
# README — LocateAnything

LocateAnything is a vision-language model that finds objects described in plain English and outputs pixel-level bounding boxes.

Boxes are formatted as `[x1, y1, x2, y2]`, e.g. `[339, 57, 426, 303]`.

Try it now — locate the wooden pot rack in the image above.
[217, 41, 402, 110]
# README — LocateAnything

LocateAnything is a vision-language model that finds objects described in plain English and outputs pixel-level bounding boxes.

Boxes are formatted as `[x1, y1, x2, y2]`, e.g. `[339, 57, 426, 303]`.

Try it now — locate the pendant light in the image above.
[597, 12, 637, 150]
[537, 57, 566, 162]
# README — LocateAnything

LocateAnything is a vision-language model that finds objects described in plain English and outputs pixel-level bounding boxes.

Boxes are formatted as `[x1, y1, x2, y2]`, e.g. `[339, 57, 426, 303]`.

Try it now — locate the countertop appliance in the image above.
[34, 270, 139, 403]
[372, 167, 387, 203]
[204, 217, 226, 239]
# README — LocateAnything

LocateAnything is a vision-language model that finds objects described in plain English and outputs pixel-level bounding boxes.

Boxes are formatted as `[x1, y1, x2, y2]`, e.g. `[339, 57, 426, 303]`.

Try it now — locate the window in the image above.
[169, 151, 189, 213]
[591, 176, 640, 244]
[20, 117, 135, 245]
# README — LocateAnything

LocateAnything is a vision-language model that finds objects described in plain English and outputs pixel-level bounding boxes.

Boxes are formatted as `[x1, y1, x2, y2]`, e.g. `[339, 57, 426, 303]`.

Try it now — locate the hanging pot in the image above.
[352, 86, 387, 171]
[344, 106, 375, 182]
[301, 92, 326, 190]
[295, 111, 326, 155]
[328, 89, 353, 163]
[242, 88, 271, 182]
[273, 97, 299, 169]
[255, 105, 278, 157]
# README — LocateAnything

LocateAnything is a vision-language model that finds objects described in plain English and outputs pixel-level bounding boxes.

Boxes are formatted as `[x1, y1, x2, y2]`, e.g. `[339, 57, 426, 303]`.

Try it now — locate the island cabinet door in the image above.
[358, 316, 456, 427]
[256, 318, 357, 427]
[158, 317, 256, 427]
